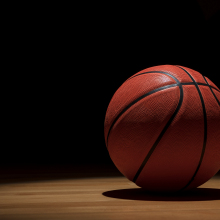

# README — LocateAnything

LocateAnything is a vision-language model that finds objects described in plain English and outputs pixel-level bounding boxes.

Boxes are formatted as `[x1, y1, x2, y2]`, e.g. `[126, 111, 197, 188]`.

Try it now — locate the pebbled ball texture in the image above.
[104, 65, 220, 192]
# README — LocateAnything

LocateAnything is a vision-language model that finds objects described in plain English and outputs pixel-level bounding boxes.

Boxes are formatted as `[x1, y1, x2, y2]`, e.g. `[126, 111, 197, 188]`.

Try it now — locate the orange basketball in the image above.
[104, 65, 220, 192]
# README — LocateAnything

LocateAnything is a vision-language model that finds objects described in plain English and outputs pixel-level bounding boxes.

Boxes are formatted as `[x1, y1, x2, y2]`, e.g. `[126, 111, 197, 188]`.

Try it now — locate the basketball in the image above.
[104, 65, 220, 192]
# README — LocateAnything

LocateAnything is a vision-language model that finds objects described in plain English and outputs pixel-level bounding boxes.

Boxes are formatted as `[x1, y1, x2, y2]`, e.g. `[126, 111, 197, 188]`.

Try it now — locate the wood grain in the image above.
[0, 166, 220, 220]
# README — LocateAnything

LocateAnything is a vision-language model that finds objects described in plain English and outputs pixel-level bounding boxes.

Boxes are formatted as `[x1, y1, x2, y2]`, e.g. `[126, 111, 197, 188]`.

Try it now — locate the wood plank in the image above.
[0, 168, 219, 220]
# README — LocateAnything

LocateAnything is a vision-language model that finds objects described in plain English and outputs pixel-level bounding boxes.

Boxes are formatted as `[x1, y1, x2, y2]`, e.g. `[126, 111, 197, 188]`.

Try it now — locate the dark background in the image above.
[2, 1, 220, 173]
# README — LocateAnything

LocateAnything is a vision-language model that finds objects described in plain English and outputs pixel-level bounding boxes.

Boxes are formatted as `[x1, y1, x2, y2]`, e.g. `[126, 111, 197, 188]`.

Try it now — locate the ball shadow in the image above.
[103, 187, 220, 201]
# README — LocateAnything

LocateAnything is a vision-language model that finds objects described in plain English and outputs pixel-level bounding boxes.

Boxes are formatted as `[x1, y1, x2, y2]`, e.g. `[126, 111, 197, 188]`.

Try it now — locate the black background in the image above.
[2, 1, 220, 170]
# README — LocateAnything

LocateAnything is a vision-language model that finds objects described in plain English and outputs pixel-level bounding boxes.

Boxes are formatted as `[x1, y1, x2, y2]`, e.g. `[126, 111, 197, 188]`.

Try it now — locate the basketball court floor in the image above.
[0, 165, 219, 220]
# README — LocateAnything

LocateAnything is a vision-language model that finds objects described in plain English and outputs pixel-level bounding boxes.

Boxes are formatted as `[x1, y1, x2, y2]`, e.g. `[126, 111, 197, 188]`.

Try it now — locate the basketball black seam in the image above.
[133, 83, 183, 183]
[127, 69, 220, 92]
[128, 70, 181, 82]
[106, 75, 217, 146]
[202, 76, 220, 106]
[106, 70, 184, 183]
[106, 71, 185, 146]
[182, 82, 219, 91]
[106, 83, 178, 146]
[129, 72, 220, 92]
[176, 66, 208, 191]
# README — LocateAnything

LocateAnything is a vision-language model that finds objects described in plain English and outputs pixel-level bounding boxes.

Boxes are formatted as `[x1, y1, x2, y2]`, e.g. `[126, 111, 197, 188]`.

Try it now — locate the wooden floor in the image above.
[0, 166, 220, 220]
